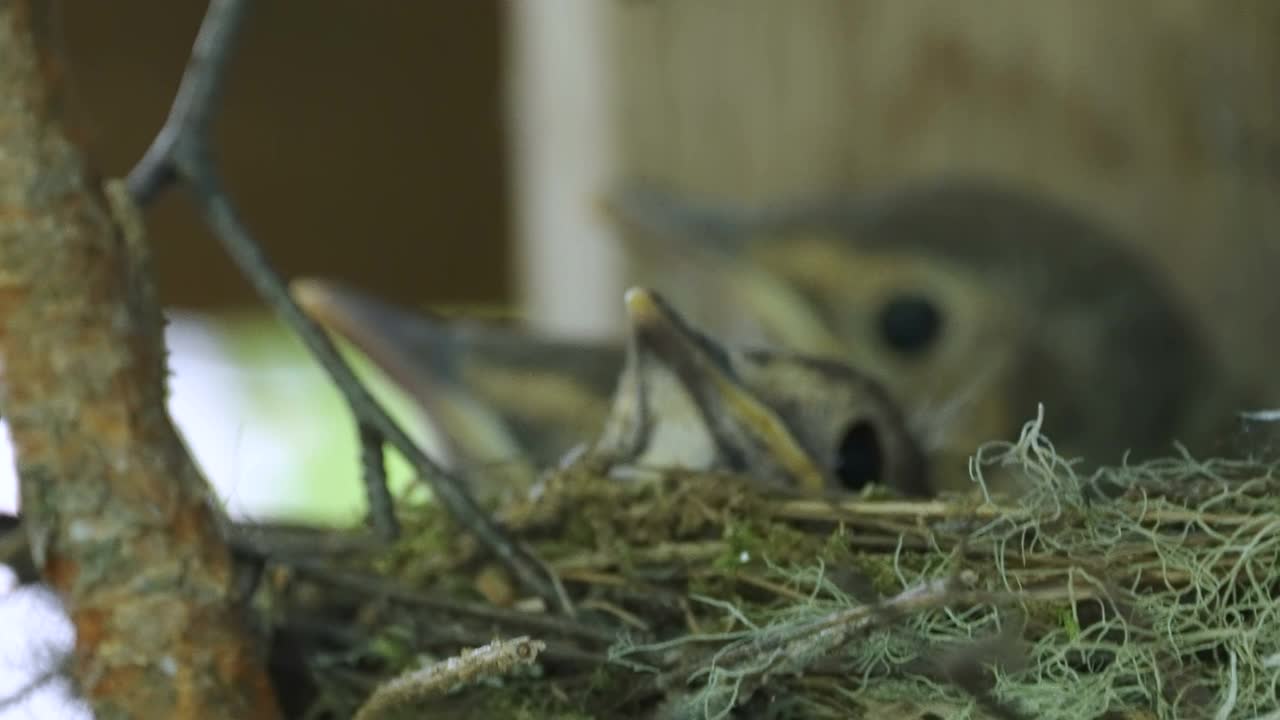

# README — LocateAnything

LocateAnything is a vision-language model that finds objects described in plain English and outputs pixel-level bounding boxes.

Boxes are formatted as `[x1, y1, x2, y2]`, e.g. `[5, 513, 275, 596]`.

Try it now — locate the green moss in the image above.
[284, 415, 1280, 720]
[718, 517, 830, 570]
[845, 551, 909, 597]
[1045, 605, 1078, 642]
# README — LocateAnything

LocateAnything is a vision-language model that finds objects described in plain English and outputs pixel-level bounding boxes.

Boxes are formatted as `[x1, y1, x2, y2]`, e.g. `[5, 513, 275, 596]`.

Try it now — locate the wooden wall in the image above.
[58, 2, 510, 311]
[607, 1, 1280, 391]
[50, 3, 1280, 395]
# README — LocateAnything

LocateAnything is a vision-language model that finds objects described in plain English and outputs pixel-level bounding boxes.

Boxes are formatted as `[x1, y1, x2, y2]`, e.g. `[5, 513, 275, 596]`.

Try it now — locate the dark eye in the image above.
[835, 420, 883, 491]
[877, 293, 942, 355]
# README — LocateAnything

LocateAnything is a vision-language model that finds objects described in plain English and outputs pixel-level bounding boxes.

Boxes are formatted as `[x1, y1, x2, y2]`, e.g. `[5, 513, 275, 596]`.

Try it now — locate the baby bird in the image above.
[295, 177, 1243, 497]
[292, 280, 929, 498]
[291, 278, 619, 478]
[607, 178, 1241, 489]
[589, 287, 927, 495]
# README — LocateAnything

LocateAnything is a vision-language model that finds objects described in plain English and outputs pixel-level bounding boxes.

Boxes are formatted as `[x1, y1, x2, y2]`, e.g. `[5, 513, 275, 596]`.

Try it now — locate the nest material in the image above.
[249, 413, 1280, 719]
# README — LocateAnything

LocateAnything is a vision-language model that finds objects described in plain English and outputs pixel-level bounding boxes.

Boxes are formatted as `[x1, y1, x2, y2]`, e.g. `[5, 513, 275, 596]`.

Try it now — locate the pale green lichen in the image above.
[295, 411, 1280, 719]
[620, 413, 1280, 719]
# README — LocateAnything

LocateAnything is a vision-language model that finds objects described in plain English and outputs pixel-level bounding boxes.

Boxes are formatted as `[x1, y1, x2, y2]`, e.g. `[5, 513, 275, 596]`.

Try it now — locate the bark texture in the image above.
[0, 2, 281, 717]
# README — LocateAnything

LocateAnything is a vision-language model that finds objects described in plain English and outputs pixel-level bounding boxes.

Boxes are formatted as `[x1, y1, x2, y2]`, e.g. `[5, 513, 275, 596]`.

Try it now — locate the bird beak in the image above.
[622, 288, 827, 493]
[291, 278, 437, 391]
[602, 185, 845, 357]
[290, 278, 525, 469]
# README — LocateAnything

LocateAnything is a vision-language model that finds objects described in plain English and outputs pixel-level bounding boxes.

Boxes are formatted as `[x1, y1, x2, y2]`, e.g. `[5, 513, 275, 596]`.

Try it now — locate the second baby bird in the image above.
[293, 281, 928, 499]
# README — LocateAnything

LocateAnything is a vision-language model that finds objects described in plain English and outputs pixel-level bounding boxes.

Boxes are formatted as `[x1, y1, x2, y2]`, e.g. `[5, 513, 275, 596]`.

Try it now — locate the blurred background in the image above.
[3, 1, 1279, 715]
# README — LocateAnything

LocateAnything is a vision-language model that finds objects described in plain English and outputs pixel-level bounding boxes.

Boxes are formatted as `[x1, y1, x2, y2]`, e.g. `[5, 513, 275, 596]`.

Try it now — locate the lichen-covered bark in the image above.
[0, 2, 281, 717]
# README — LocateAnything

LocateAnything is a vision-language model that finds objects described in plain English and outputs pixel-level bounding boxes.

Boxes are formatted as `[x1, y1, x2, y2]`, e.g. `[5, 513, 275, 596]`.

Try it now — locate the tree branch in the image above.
[126, 0, 247, 205]
[0, 663, 65, 715]
[124, 0, 565, 609]
[0, 1, 281, 716]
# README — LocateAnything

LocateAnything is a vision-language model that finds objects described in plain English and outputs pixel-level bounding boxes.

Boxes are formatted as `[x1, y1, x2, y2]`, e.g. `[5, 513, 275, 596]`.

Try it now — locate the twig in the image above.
[726, 572, 812, 603]
[283, 559, 616, 645]
[0, 529, 36, 585]
[123, 0, 564, 609]
[0, 514, 27, 572]
[125, 0, 247, 204]
[223, 521, 386, 559]
[578, 599, 652, 632]
[626, 574, 1012, 706]
[552, 540, 728, 572]
[128, 0, 398, 539]
[0, 664, 63, 714]
[358, 422, 397, 542]
[351, 636, 546, 720]
[718, 581, 996, 679]
[769, 496, 1261, 528]
[391, 622, 606, 666]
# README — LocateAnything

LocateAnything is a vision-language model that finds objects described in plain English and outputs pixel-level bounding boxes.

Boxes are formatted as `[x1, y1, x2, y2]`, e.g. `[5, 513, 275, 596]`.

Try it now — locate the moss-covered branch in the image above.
[0, 1, 280, 716]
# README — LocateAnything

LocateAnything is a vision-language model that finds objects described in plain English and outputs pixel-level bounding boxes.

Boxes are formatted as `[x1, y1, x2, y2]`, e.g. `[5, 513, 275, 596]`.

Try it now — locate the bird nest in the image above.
[245, 413, 1280, 720]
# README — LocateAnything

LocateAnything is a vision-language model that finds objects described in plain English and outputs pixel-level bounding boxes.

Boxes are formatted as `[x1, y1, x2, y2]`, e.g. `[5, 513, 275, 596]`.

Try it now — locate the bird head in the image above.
[592, 287, 930, 497]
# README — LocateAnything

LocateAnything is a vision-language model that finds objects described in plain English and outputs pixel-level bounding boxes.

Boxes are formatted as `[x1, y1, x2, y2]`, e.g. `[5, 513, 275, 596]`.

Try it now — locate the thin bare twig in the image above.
[124, 0, 564, 609]
[283, 559, 617, 645]
[0, 663, 64, 714]
[0, 515, 36, 584]
[125, 0, 247, 204]
[618, 574, 1028, 717]
[127, 0, 397, 543]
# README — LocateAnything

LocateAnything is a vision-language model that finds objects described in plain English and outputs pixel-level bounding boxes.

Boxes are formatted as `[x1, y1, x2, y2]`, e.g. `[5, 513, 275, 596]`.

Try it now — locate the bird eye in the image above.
[834, 419, 883, 492]
[877, 293, 943, 355]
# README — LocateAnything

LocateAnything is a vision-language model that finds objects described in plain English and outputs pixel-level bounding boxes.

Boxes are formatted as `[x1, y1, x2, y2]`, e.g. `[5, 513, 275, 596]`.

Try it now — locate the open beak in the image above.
[623, 288, 827, 493]
[603, 186, 846, 357]
[291, 278, 452, 399]
[290, 278, 523, 468]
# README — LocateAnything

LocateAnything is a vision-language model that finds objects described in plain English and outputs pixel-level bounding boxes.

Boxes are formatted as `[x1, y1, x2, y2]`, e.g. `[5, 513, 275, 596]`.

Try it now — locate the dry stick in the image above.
[351, 636, 547, 720]
[0, 514, 33, 582]
[224, 521, 387, 559]
[639, 579, 1012, 700]
[125, 0, 244, 205]
[770, 497, 1260, 528]
[283, 559, 616, 645]
[123, 0, 564, 611]
[0, 665, 64, 715]
[128, 0, 395, 542]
